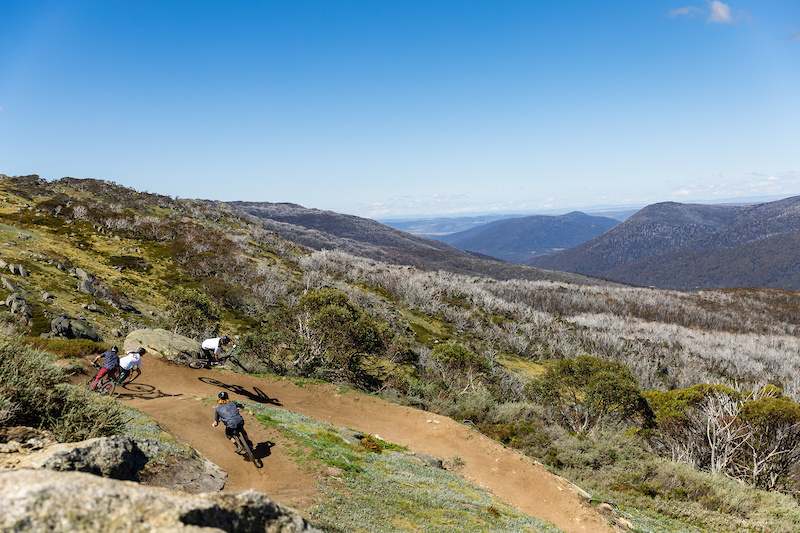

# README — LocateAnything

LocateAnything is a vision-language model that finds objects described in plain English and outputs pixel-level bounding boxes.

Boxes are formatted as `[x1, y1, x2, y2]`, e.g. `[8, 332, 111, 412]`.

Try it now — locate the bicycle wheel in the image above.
[97, 378, 115, 396]
[235, 433, 257, 465]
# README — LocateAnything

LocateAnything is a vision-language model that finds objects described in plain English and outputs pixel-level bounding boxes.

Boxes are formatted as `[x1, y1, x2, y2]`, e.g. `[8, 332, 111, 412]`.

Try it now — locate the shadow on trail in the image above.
[198, 377, 282, 406]
[115, 382, 183, 401]
[253, 441, 275, 461]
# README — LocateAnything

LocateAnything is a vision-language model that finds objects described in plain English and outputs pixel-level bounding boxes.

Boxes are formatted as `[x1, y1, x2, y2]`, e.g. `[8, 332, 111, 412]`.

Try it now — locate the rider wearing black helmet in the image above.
[91, 346, 119, 391]
[201, 335, 235, 363]
[212, 391, 250, 454]
[119, 346, 147, 383]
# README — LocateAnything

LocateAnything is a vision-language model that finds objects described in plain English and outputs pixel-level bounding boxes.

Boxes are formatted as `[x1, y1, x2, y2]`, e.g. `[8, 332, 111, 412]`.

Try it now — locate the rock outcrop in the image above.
[125, 328, 202, 364]
[14, 435, 158, 481]
[0, 427, 227, 494]
[48, 313, 103, 341]
[0, 470, 319, 532]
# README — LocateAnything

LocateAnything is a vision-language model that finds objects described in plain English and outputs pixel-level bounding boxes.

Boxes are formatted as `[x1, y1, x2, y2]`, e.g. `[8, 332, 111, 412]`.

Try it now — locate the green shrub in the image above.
[430, 344, 492, 393]
[0, 339, 126, 440]
[230, 332, 287, 375]
[253, 288, 392, 386]
[531, 355, 654, 434]
[166, 287, 220, 339]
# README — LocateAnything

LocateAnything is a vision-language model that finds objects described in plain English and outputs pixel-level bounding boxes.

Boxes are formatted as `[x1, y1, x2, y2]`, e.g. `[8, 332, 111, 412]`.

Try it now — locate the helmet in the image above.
[221, 335, 231, 343]
[137, 347, 146, 355]
[218, 391, 228, 400]
[111, 346, 118, 353]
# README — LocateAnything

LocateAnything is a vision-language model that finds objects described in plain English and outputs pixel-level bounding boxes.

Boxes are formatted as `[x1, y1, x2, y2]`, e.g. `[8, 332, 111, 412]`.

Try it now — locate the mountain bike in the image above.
[232, 428, 262, 467]
[187, 348, 246, 372]
[85, 362, 131, 397]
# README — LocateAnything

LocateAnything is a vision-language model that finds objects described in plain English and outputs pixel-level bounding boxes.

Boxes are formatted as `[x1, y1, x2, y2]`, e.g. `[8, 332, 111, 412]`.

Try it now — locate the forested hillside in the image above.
[434, 211, 620, 263]
[4, 174, 800, 532]
[530, 197, 800, 290]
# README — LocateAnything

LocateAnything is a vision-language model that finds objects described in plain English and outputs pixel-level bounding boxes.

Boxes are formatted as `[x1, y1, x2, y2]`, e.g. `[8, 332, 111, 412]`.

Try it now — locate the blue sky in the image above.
[1, 1, 798, 218]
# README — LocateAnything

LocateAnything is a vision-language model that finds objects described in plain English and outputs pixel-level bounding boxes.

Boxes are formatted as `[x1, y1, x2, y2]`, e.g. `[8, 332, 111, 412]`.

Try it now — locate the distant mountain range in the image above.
[380, 214, 522, 237]
[230, 202, 616, 286]
[430, 211, 620, 264]
[528, 196, 800, 290]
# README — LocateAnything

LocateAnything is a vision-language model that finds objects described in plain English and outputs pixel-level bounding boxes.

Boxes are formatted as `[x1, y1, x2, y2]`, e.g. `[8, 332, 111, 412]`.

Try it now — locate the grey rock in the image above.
[5, 293, 32, 323]
[1, 276, 17, 292]
[125, 328, 203, 364]
[141, 454, 228, 494]
[83, 302, 106, 314]
[49, 313, 102, 342]
[0, 470, 319, 532]
[71, 266, 91, 281]
[16, 435, 158, 481]
[78, 278, 96, 296]
[8, 264, 28, 277]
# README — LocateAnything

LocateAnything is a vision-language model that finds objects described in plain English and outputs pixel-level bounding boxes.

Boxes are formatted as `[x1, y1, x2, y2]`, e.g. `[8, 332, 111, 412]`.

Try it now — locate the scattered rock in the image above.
[83, 302, 106, 314]
[8, 264, 28, 277]
[0, 470, 319, 532]
[1, 276, 17, 292]
[5, 292, 32, 324]
[78, 278, 97, 296]
[70, 266, 92, 281]
[139, 453, 228, 493]
[0, 426, 58, 454]
[49, 313, 103, 342]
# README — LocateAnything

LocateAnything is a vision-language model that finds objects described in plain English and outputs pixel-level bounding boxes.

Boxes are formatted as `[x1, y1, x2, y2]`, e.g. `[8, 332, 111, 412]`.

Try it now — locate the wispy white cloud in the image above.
[707, 1, 733, 24]
[669, 2, 747, 24]
[783, 28, 800, 41]
[669, 6, 703, 19]
[667, 171, 800, 203]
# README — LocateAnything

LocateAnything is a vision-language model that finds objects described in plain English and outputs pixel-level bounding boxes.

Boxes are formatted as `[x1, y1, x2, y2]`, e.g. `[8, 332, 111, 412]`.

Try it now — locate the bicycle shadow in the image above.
[115, 382, 183, 401]
[252, 440, 275, 461]
[198, 377, 282, 406]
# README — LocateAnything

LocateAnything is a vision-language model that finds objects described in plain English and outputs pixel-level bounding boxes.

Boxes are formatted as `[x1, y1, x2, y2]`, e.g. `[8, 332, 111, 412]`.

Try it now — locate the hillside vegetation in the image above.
[530, 197, 800, 290]
[3, 174, 800, 532]
[434, 211, 620, 263]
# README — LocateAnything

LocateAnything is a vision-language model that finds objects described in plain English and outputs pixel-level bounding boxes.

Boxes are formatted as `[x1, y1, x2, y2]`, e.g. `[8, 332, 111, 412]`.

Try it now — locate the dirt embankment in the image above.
[114, 356, 616, 533]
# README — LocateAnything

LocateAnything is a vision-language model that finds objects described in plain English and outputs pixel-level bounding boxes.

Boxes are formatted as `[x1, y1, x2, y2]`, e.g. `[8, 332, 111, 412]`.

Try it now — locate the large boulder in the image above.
[0, 427, 226, 494]
[0, 470, 319, 532]
[14, 435, 158, 481]
[125, 328, 202, 364]
[4, 292, 32, 324]
[49, 313, 102, 342]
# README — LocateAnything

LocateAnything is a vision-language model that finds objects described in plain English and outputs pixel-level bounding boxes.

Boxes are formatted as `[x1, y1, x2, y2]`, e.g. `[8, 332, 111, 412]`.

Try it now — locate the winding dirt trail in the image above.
[113, 356, 615, 533]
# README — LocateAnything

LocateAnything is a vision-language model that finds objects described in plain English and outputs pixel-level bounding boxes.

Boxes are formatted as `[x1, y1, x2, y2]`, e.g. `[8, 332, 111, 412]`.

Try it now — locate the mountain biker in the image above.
[211, 391, 251, 454]
[119, 347, 147, 383]
[201, 335, 235, 363]
[91, 346, 119, 391]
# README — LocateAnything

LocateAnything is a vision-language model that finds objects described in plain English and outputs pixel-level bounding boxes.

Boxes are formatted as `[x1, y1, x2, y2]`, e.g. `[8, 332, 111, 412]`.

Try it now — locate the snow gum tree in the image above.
[531, 355, 653, 435]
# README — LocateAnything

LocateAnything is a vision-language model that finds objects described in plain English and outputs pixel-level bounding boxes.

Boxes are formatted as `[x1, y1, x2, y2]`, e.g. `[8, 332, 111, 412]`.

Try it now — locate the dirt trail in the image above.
[114, 356, 615, 533]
